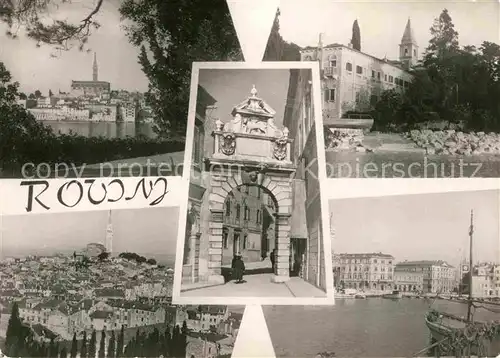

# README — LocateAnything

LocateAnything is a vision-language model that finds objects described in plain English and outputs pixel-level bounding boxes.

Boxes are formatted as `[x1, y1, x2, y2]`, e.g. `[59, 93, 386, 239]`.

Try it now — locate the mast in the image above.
[466, 209, 473, 322]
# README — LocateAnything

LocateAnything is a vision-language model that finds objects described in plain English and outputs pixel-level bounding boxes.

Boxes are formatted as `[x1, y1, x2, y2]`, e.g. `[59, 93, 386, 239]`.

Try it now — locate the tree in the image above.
[49, 89, 54, 97]
[351, 19, 361, 51]
[18, 92, 27, 100]
[70, 332, 78, 358]
[171, 325, 181, 357]
[5, 302, 22, 355]
[60, 346, 68, 358]
[107, 330, 116, 358]
[116, 326, 125, 357]
[49, 337, 57, 357]
[263, 9, 284, 61]
[98, 252, 110, 262]
[81, 331, 88, 358]
[88, 330, 97, 358]
[28, 93, 36, 99]
[34, 90, 42, 99]
[98, 331, 106, 358]
[180, 321, 188, 357]
[146, 258, 157, 265]
[2, 0, 104, 51]
[120, 0, 242, 136]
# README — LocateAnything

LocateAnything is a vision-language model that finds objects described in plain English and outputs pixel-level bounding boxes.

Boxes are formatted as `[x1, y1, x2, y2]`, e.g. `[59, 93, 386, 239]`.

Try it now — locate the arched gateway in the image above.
[183, 85, 299, 285]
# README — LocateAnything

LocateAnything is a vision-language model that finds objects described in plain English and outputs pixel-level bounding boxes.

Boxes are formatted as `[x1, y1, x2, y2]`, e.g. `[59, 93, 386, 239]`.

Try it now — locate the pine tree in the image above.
[70, 332, 78, 358]
[351, 19, 361, 51]
[116, 326, 124, 357]
[172, 325, 180, 357]
[49, 337, 57, 357]
[98, 331, 106, 358]
[60, 346, 68, 358]
[80, 331, 88, 358]
[180, 321, 188, 358]
[107, 331, 116, 358]
[163, 327, 172, 357]
[88, 330, 97, 358]
[5, 302, 22, 356]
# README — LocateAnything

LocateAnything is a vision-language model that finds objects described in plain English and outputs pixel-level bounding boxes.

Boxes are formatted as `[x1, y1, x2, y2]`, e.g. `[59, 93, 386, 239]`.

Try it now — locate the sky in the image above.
[330, 190, 499, 267]
[1, 207, 179, 261]
[198, 69, 291, 126]
[278, 0, 499, 61]
[0, 0, 149, 94]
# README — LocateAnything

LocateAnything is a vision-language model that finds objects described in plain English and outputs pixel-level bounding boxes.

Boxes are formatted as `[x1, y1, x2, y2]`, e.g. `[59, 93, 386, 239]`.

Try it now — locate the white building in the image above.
[300, 18, 417, 122]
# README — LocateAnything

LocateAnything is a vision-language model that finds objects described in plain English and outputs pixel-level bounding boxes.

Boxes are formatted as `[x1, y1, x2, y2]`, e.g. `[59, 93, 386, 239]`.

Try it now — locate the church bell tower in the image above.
[399, 18, 418, 70]
[93, 52, 99, 81]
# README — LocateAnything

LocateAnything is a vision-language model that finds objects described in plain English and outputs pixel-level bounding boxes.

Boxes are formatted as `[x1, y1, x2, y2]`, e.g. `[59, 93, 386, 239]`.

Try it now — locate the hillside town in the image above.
[0, 247, 241, 357]
[333, 252, 500, 298]
[15, 53, 154, 124]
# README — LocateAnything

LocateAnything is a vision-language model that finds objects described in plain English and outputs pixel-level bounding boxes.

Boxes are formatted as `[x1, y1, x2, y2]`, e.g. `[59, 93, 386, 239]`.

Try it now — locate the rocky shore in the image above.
[408, 129, 500, 156]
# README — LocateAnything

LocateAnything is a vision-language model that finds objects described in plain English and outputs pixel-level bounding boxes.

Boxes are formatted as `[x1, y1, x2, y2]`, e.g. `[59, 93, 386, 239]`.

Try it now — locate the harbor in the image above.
[264, 298, 500, 358]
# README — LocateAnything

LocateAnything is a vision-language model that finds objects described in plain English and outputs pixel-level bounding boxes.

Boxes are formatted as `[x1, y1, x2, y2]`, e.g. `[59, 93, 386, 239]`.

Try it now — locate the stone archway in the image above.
[206, 166, 293, 283]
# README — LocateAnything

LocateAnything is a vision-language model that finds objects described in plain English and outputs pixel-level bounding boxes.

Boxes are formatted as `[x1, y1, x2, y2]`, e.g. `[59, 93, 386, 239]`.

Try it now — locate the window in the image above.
[326, 88, 335, 102]
[243, 235, 248, 249]
[236, 204, 240, 219]
[330, 59, 337, 68]
[225, 200, 231, 217]
[243, 205, 249, 220]
[377, 72, 381, 80]
[223, 231, 228, 249]
[371, 70, 375, 78]
[355, 92, 360, 104]
[256, 210, 261, 224]
[404, 48, 408, 55]
[389, 76, 394, 83]
[356, 65, 363, 74]
[384, 74, 387, 81]
[346, 62, 352, 72]
[414, 49, 417, 56]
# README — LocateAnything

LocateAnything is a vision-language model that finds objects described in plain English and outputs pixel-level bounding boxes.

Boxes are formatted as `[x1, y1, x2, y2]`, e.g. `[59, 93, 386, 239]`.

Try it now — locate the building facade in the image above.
[71, 53, 111, 98]
[183, 70, 326, 290]
[471, 263, 500, 298]
[300, 19, 417, 123]
[336, 253, 395, 291]
[393, 266, 424, 293]
[396, 260, 456, 294]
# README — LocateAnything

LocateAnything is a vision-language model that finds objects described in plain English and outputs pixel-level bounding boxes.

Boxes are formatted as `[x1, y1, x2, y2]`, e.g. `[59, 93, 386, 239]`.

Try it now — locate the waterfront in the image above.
[264, 298, 500, 357]
[325, 151, 500, 178]
[41, 120, 157, 139]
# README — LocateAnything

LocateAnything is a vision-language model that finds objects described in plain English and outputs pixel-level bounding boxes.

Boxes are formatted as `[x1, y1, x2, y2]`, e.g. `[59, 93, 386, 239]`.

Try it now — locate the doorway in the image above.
[233, 233, 240, 256]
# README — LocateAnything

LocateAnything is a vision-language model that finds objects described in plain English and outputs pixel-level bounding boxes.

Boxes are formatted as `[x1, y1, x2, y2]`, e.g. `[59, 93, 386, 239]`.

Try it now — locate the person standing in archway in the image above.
[270, 248, 277, 273]
[232, 253, 246, 283]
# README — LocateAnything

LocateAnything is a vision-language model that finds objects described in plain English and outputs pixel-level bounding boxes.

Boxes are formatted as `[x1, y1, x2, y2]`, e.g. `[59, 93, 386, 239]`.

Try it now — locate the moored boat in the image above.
[424, 210, 500, 357]
[382, 290, 402, 299]
[354, 293, 366, 299]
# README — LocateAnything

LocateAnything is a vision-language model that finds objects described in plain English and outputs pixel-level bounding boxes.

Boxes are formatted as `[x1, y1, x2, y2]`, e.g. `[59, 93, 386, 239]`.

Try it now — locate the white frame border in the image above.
[172, 61, 335, 306]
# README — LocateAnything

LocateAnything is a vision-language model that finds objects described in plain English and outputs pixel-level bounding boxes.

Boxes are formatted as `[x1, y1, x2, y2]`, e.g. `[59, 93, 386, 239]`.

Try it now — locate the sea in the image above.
[263, 298, 500, 357]
[41, 120, 157, 139]
[325, 151, 500, 178]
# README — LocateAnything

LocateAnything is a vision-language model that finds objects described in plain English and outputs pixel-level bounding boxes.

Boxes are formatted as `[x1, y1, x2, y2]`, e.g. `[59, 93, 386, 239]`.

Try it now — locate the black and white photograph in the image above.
[262, 190, 500, 357]
[262, 1, 500, 178]
[175, 64, 333, 304]
[0, 207, 243, 357]
[0, 0, 241, 178]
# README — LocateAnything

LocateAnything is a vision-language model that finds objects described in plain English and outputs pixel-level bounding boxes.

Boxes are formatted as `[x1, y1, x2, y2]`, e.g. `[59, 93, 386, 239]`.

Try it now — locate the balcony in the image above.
[323, 66, 338, 78]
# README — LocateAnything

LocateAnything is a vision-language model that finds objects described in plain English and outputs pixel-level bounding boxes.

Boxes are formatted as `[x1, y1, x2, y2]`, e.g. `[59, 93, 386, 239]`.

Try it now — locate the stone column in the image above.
[207, 209, 225, 284]
[272, 213, 292, 283]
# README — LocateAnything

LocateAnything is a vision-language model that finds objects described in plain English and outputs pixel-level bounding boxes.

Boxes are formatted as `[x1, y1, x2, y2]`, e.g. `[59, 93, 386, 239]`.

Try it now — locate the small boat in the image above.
[382, 290, 402, 299]
[354, 293, 366, 299]
[424, 210, 500, 357]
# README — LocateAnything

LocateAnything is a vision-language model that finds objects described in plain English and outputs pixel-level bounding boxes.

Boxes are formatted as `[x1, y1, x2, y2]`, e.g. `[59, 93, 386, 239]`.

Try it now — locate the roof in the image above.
[95, 288, 125, 297]
[338, 253, 394, 259]
[401, 18, 417, 46]
[89, 310, 113, 319]
[396, 260, 454, 268]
